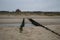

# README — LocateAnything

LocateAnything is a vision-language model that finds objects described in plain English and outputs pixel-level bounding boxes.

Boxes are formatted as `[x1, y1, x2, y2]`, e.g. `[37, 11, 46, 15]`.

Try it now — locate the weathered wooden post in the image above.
[19, 18, 25, 33]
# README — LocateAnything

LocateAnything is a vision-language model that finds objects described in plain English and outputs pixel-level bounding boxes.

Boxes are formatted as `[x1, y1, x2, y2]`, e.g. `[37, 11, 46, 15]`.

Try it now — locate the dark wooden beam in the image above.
[19, 18, 25, 33]
[28, 18, 60, 36]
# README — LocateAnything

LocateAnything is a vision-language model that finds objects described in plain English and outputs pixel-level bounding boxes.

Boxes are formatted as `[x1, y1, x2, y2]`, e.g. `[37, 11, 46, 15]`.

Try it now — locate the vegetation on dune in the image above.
[0, 9, 60, 16]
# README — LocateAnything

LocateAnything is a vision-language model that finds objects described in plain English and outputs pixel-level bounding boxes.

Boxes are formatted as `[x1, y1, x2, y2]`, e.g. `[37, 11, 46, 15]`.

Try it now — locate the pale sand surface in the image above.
[0, 26, 60, 40]
[0, 15, 60, 40]
[0, 16, 60, 24]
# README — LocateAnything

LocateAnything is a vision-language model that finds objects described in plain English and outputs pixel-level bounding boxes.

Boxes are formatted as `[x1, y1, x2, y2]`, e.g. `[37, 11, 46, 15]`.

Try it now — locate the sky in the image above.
[0, 0, 60, 12]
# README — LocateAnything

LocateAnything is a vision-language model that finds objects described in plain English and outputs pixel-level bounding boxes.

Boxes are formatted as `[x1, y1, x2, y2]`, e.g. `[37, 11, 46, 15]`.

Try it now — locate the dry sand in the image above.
[0, 26, 60, 40]
[0, 15, 60, 40]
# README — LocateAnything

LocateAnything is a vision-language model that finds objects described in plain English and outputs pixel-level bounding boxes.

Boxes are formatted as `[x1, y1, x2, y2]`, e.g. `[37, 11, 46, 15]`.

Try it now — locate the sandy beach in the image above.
[0, 15, 60, 40]
[0, 26, 60, 40]
[0, 0, 60, 40]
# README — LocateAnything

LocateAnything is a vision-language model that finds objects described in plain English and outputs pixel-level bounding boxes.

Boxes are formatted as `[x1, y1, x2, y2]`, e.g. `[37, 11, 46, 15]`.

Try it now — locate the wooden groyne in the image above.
[19, 18, 25, 33]
[19, 18, 60, 36]
[28, 18, 60, 36]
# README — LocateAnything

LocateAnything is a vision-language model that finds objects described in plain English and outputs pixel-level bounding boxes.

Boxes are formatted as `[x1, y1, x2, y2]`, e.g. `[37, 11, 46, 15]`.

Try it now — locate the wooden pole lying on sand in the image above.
[19, 18, 25, 33]
[28, 18, 60, 36]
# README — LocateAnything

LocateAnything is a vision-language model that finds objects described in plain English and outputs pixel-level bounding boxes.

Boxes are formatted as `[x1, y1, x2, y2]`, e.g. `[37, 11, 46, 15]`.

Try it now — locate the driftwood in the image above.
[28, 18, 60, 36]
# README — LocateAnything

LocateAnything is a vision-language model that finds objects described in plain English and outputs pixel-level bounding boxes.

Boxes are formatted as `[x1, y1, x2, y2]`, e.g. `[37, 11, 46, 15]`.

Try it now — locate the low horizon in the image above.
[0, 10, 60, 12]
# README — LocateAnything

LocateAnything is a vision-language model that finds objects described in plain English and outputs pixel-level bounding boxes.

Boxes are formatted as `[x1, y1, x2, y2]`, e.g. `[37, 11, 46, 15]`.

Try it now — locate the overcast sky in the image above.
[0, 0, 60, 12]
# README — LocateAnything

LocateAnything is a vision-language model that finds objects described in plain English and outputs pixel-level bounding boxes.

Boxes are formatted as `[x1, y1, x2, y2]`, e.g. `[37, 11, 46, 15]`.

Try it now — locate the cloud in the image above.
[0, 0, 60, 11]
